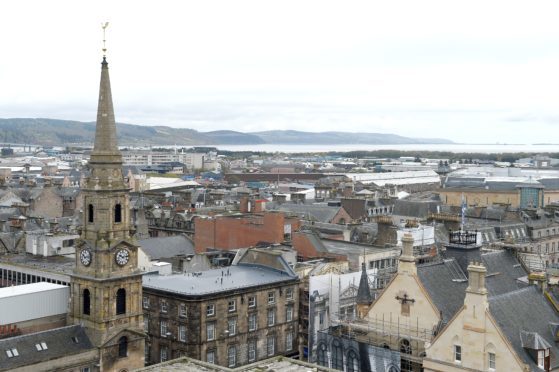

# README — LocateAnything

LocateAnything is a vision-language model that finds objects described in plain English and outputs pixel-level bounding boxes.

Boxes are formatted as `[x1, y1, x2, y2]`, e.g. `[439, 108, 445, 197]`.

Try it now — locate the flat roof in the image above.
[0, 282, 66, 299]
[143, 264, 296, 296]
[0, 253, 75, 276]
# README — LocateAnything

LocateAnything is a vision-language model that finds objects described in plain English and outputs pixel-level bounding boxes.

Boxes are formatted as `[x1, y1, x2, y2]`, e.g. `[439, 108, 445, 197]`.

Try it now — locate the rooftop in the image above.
[0, 253, 75, 276]
[0, 282, 66, 299]
[143, 263, 297, 296]
[136, 356, 336, 372]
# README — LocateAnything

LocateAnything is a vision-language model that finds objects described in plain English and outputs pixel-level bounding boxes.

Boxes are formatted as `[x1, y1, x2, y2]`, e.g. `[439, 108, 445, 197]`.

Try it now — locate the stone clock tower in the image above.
[69, 54, 145, 371]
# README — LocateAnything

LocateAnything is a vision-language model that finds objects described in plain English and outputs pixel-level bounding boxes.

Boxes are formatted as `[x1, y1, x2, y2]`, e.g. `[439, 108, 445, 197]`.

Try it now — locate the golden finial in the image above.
[101, 22, 109, 56]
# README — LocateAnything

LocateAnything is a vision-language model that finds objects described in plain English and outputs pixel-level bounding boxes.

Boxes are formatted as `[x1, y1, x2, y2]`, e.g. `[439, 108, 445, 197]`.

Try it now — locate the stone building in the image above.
[142, 249, 299, 368]
[67, 55, 146, 371]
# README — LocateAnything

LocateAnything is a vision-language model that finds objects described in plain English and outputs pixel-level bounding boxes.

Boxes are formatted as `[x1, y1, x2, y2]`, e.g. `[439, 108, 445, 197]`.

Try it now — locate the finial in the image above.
[101, 22, 110, 57]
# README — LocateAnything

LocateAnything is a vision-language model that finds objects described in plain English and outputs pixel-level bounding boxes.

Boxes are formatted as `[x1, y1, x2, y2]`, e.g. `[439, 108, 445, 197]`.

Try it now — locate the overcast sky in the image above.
[2, 0, 559, 144]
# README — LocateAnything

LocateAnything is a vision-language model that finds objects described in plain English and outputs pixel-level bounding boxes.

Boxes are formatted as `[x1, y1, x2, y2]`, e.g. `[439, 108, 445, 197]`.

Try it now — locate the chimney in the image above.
[398, 233, 416, 275]
[463, 261, 489, 329]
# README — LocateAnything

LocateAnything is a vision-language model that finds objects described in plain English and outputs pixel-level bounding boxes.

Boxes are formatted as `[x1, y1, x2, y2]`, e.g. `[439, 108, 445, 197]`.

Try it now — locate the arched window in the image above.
[116, 288, 126, 315]
[347, 350, 359, 372]
[118, 336, 128, 358]
[332, 340, 344, 370]
[88, 204, 94, 223]
[115, 204, 122, 223]
[317, 343, 328, 367]
[83, 289, 90, 315]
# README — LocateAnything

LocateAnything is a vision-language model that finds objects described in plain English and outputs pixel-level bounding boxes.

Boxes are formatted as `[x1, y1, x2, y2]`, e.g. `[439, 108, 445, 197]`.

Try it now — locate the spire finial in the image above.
[101, 22, 109, 57]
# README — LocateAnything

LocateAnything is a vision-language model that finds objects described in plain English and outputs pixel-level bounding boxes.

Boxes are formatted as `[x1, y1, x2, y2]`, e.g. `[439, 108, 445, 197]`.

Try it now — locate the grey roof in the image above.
[143, 264, 297, 296]
[0, 325, 95, 371]
[139, 234, 195, 260]
[539, 178, 559, 189]
[418, 250, 528, 323]
[520, 331, 552, 350]
[417, 259, 468, 322]
[392, 200, 440, 218]
[482, 251, 528, 297]
[272, 203, 340, 223]
[490, 286, 559, 370]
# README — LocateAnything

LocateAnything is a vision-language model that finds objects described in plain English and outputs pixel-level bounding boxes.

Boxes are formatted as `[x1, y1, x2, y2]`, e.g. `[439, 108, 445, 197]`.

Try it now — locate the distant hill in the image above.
[252, 130, 452, 144]
[0, 118, 453, 146]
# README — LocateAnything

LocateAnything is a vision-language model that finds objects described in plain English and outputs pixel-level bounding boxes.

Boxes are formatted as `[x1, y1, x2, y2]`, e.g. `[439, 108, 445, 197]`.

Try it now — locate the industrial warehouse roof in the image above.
[345, 170, 440, 186]
[143, 263, 297, 296]
[0, 282, 66, 299]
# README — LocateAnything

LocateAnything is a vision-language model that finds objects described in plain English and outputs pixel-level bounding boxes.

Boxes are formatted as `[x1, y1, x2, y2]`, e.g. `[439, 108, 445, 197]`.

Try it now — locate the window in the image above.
[537, 349, 549, 368]
[347, 350, 359, 372]
[319, 310, 325, 326]
[88, 204, 94, 223]
[178, 325, 187, 342]
[144, 317, 149, 333]
[143, 296, 150, 309]
[267, 308, 275, 326]
[160, 320, 168, 337]
[228, 346, 236, 367]
[83, 289, 90, 315]
[207, 323, 215, 341]
[228, 318, 237, 336]
[286, 332, 293, 351]
[116, 288, 126, 315]
[332, 340, 343, 369]
[286, 287, 294, 300]
[160, 346, 168, 362]
[488, 352, 496, 370]
[400, 339, 412, 355]
[179, 303, 187, 317]
[454, 345, 462, 362]
[207, 349, 215, 364]
[248, 340, 256, 362]
[267, 335, 275, 356]
[228, 299, 236, 312]
[35, 342, 48, 351]
[5, 348, 18, 357]
[286, 305, 293, 322]
[206, 303, 215, 317]
[249, 313, 257, 331]
[145, 343, 150, 363]
[317, 343, 327, 367]
[248, 296, 256, 308]
[118, 336, 127, 358]
[160, 300, 168, 313]
[114, 203, 122, 223]
[81, 368, 91, 372]
[268, 291, 275, 304]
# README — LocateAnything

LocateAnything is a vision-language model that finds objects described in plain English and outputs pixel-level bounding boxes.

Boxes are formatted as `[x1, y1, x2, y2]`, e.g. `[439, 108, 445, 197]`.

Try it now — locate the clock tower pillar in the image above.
[68, 53, 145, 371]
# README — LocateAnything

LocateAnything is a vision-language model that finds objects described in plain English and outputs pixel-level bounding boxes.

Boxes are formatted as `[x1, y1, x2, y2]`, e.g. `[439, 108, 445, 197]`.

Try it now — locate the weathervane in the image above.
[101, 22, 109, 56]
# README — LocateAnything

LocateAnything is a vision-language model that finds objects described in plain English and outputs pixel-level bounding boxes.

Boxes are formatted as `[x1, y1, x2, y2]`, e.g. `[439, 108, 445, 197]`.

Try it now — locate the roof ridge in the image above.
[0, 324, 81, 343]
[489, 285, 535, 301]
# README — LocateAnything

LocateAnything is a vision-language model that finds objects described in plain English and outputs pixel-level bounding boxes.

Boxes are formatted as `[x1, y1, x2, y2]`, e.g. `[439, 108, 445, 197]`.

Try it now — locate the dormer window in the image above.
[520, 331, 551, 370]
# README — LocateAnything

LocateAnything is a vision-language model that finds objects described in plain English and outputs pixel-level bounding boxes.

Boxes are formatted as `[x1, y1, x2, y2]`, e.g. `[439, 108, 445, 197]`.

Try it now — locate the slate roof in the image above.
[356, 263, 373, 305]
[418, 250, 528, 323]
[139, 234, 195, 260]
[417, 259, 468, 322]
[272, 203, 340, 223]
[0, 325, 95, 371]
[392, 200, 440, 219]
[490, 286, 559, 370]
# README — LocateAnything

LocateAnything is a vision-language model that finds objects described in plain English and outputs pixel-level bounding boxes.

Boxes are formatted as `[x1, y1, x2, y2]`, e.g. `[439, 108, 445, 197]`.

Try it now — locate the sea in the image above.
[211, 143, 559, 154]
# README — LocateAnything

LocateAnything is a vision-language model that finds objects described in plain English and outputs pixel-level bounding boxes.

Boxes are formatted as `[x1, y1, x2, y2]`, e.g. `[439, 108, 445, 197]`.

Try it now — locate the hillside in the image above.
[0, 118, 453, 146]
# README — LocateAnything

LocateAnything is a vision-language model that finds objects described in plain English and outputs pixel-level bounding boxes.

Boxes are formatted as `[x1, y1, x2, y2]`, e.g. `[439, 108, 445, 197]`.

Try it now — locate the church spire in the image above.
[92, 56, 120, 155]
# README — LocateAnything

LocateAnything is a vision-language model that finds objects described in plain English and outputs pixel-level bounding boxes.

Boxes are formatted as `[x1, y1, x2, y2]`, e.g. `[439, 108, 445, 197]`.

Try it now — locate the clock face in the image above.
[80, 249, 92, 266]
[115, 249, 130, 266]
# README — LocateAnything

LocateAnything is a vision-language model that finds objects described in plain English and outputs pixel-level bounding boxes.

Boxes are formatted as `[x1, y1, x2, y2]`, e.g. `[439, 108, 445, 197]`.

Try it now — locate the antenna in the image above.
[101, 22, 110, 56]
